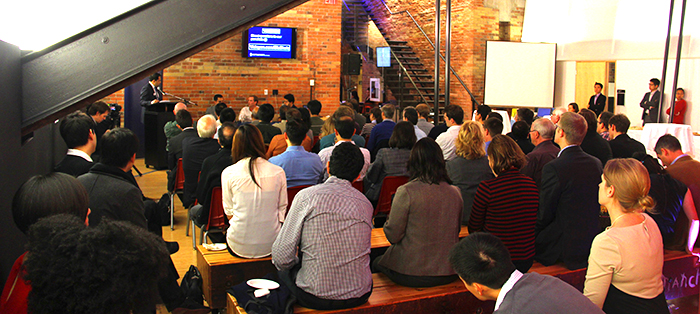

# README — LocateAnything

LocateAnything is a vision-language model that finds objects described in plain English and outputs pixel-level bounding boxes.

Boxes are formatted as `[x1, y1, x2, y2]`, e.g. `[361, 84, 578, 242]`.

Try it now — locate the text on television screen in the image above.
[246, 27, 296, 59]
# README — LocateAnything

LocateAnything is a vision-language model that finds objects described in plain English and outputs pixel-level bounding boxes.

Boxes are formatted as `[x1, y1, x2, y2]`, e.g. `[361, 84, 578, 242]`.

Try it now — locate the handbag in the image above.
[180, 265, 204, 305]
[227, 273, 295, 314]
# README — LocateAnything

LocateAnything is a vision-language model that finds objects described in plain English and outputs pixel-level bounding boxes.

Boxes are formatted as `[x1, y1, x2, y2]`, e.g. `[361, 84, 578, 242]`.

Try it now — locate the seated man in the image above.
[255, 103, 283, 144]
[597, 111, 613, 141]
[307, 100, 325, 136]
[181, 115, 221, 208]
[272, 142, 373, 310]
[483, 117, 503, 154]
[54, 111, 97, 177]
[164, 102, 187, 151]
[318, 117, 371, 181]
[267, 108, 313, 158]
[449, 232, 603, 314]
[269, 114, 324, 187]
[318, 106, 366, 150]
[167, 110, 197, 190]
[367, 104, 396, 153]
[608, 113, 646, 159]
[402, 107, 427, 140]
[474, 104, 491, 124]
[521, 118, 558, 188]
[415, 103, 434, 135]
[214, 107, 236, 140]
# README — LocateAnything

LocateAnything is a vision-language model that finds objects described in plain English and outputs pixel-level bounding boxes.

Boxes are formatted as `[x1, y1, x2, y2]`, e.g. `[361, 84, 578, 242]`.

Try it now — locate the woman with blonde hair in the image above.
[445, 121, 494, 224]
[584, 158, 667, 313]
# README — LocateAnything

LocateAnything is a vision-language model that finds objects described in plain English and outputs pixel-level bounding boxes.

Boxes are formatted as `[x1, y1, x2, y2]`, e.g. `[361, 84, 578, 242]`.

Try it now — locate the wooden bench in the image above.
[199, 226, 470, 309]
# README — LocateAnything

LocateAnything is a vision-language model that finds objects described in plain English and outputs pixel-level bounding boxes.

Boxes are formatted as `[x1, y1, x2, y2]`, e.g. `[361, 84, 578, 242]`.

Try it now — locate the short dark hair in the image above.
[307, 100, 322, 115]
[334, 116, 356, 139]
[214, 102, 228, 117]
[218, 122, 236, 149]
[416, 104, 431, 119]
[381, 104, 395, 119]
[279, 105, 289, 120]
[578, 108, 597, 134]
[87, 101, 109, 116]
[599, 111, 614, 129]
[329, 142, 365, 181]
[403, 107, 419, 125]
[214, 94, 223, 101]
[650, 78, 660, 86]
[488, 135, 526, 176]
[516, 108, 534, 125]
[231, 124, 267, 187]
[483, 117, 503, 136]
[634, 152, 665, 175]
[284, 93, 295, 104]
[568, 102, 579, 113]
[677, 87, 685, 93]
[595, 82, 603, 89]
[60, 111, 96, 149]
[285, 113, 309, 146]
[487, 112, 503, 122]
[510, 121, 530, 140]
[298, 107, 311, 128]
[12, 173, 89, 234]
[444, 105, 464, 125]
[449, 232, 516, 288]
[24, 215, 168, 314]
[175, 110, 193, 129]
[100, 128, 139, 168]
[219, 108, 236, 123]
[149, 72, 162, 82]
[476, 105, 492, 121]
[608, 114, 631, 133]
[407, 138, 452, 185]
[371, 107, 383, 123]
[654, 134, 682, 154]
[389, 121, 417, 149]
[257, 103, 275, 123]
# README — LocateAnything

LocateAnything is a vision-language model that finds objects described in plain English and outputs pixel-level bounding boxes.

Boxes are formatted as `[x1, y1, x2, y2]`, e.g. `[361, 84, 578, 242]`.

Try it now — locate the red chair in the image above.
[191, 187, 229, 249]
[352, 180, 364, 193]
[374, 176, 409, 216]
[286, 185, 313, 216]
[168, 158, 185, 230]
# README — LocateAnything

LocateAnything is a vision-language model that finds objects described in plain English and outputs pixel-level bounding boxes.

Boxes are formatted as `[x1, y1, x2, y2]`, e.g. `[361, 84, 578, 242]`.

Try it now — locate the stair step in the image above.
[386, 68, 429, 72]
[392, 51, 415, 55]
[388, 45, 411, 50]
[396, 56, 419, 60]
[386, 80, 435, 84]
[386, 40, 408, 45]
[398, 62, 423, 66]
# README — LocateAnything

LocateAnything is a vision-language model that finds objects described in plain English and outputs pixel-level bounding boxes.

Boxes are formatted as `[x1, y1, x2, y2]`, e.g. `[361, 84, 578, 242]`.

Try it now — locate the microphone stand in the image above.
[161, 90, 198, 106]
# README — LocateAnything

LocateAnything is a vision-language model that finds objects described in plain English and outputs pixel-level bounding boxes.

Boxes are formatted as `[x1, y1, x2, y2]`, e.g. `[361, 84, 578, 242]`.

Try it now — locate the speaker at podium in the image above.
[144, 101, 176, 169]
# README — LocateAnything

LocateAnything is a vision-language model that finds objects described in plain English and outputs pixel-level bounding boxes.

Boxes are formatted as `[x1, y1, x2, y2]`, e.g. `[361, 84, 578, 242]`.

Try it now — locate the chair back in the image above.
[206, 187, 228, 230]
[174, 158, 185, 191]
[374, 176, 409, 216]
[287, 185, 312, 214]
[352, 180, 364, 193]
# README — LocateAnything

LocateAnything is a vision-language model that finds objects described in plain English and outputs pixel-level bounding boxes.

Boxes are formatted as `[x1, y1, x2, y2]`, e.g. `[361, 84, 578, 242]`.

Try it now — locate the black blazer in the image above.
[139, 83, 162, 108]
[168, 128, 198, 170]
[181, 137, 221, 208]
[588, 94, 606, 116]
[194, 148, 233, 226]
[640, 91, 660, 123]
[535, 145, 603, 270]
[609, 133, 646, 159]
[54, 155, 94, 177]
[579, 131, 612, 166]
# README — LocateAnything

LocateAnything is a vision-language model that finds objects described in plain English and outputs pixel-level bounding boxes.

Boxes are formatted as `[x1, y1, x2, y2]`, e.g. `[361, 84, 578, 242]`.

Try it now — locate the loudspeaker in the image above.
[616, 90, 625, 106]
[343, 54, 362, 75]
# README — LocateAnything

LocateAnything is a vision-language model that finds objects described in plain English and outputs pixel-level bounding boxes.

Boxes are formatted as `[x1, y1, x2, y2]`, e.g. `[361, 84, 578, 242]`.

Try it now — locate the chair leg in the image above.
[185, 213, 191, 237]
[202, 229, 207, 245]
[191, 220, 197, 250]
[169, 193, 174, 230]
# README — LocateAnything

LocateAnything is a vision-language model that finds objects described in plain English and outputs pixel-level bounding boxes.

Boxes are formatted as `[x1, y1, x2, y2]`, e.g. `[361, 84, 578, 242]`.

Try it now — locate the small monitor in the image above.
[537, 108, 552, 117]
[243, 26, 297, 59]
[377, 46, 391, 68]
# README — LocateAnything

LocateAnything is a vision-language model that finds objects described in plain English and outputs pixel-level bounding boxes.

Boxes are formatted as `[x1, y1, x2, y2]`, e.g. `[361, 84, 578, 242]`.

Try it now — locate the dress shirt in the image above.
[272, 176, 373, 300]
[239, 106, 255, 123]
[495, 270, 524, 311]
[671, 154, 689, 166]
[557, 144, 577, 157]
[318, 140, 371, 180]
[436, 125, 461, 161]
[416, 118, 434, 136]
[269, 146, 324, 187]
[318, 133, 365, 150]
[413, 125, 427, 140]
[66, 148, 93, 162]
[221, 157, 287, 258]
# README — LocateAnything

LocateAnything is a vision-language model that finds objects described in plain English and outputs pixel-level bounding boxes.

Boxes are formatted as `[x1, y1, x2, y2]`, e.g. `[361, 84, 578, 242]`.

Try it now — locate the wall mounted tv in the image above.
[242, 26, 297, 59]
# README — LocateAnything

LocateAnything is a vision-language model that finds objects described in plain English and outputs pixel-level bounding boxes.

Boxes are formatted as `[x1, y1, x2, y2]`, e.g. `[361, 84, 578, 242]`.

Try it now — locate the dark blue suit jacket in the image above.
[366, 120, 395, 151]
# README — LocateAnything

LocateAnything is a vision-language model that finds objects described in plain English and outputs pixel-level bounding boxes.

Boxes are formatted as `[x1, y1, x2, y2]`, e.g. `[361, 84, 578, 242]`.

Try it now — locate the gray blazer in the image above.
[496, 273, 603, 314]
[445, 156, 494, 224]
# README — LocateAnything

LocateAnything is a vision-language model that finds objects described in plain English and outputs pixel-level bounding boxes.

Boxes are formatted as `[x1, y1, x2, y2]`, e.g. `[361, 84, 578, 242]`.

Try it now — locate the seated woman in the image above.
[222, 124, 287, 258]
[373, 138, 462, 287]
[467, 134, 538, 272]
[2, 173, 90, 313]
[364, 121, 416, 203]
[445, 121, 495, 225]
[584, 159, 667, 313]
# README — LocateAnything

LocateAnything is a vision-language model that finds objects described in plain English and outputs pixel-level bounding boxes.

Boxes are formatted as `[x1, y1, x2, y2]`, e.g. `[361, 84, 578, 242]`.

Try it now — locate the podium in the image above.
[144, 102, 176, 169]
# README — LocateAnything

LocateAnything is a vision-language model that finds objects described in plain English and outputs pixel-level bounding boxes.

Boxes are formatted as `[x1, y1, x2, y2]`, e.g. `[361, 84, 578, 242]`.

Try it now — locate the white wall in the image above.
[554, 61, 576, 109]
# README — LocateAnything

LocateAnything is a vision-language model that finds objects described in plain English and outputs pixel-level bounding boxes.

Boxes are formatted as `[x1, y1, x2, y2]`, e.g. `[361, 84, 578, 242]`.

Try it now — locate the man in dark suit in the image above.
[55, 111, 97, 177]
[535, 112, 603, 270]
[181, 115, 220, 208]
[521, 118, 559, 188]
[588, 82, 607, 117]
[367, 104, 396, 152]
[608, 113, 646, 159]
[139, 73, 163, 109]
[640, 78, 661, 124]
[578, 109, 612, 166]
[167, 110, 198, 191]
[655, 134, 700, 219]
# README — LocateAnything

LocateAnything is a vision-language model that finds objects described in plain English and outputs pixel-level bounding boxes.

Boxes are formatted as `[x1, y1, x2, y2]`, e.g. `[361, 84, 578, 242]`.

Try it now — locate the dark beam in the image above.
[21, 0, 309, 135]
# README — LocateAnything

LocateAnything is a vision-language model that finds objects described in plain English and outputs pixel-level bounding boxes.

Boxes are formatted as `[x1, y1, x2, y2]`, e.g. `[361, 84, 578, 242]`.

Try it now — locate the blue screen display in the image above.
[377, 46, 391, 67]
[246, 27, 295, 59]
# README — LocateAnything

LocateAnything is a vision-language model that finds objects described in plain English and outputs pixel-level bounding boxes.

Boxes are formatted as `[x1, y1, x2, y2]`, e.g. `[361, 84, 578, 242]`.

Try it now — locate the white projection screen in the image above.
[484, 41, 556, 108]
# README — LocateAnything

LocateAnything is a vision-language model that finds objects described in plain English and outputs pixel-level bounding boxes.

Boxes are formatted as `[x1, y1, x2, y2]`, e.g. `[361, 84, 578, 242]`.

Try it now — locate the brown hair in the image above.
[455, 121, 486, 160]
[231, 124, 267, 187]
[487, 135, 526, 176]
[603, 158, 655, 212]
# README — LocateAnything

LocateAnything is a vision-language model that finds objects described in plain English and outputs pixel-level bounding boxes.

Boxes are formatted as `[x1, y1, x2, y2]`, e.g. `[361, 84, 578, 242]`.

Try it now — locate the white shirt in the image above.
[318, 140, 371, 180]
[557, 144, 577, 157]
[435, 125, 461, 161]
[414, 125, 427, 140]
[66, 148, 93, 162]
[221, 157, 287, 258]
[495, 270, 524, 311]
[239, 106, 255, 123]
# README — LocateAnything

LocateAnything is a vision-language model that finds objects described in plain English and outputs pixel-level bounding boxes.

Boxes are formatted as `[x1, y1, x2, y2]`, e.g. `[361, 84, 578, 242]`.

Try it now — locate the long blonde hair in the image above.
[455, 121, 486, 160]
[603, 158, 655, 212]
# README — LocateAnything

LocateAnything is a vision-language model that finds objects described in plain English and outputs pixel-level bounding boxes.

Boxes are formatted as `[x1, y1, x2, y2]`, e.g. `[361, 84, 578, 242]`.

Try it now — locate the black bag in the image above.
[181, 265, 204, 305]
[157, 193, 171, 226]
[227, 273, 295, 314]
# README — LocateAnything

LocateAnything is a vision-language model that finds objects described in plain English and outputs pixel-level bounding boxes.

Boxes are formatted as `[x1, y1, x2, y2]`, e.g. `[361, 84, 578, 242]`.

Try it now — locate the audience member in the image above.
[446, 121, 495, 224]
[364, 121, 415, 203]
[578, 108, 612, 166]
[584, 159, 667, 312]
[181, 115, 221, 208]
[269, 114, 324, 187]
[483, 117, 503, 154]
[239, 95, 258, 123]
[367, 104, 396, 152]
[608, 113, 645, 159]
[318, 106, 366, 150]
[266, 108, 313, 158]
[474, 104, 492, 124]
[298, 107, 315, 147]
[214, 102, 227, 119]
[86, 101, 111, 159]
[415, 103, 434, 135]
[222, 124, 287, 258]
[167, 110, 197, 170]
[515, 108, 535, 125]
[283, 93, 296, 108]
[164, 103, 187, 151]
[308, 100, 325, 136]
[402, 107, 426, 140]
[255, 103, 283, 143]
[588, 82, 606, 116]
[536, 112, 603, 270]
[666, 88, 687, 124]
[427, 121, 448, 140]
[272, 142, 373, 310]
[468, 135, 538, 272]
[449, 233, 603, 314]
[597, 111, 613, 141]
[374, 137, 461, 287]
[275, 104, 289, 132]
[205, 94, 225, 116]
[655, 134, 700, 226]
[550, 107, 567, 124]
[487, 111, 503, 122]
[54, 112, 97, 177]
[361, 107, 382, 137]
[345, 99, 367, 129]
[436, 104, 465, 161]
[214, 107, 236, 140]
[506, 121, 535, 154]
[568, 102, 579, 113]
[520, 118, 558, 187]
[319, 117, 371, 180]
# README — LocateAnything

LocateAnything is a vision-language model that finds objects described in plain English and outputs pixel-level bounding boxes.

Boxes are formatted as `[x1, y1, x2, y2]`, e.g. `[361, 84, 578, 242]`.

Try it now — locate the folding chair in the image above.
[168, 158, 185, 230]
[191, 187, 229, 249]
[286, 185, 312, 216]
[374, 176, 409, 216]
[352, 180, 364, 193]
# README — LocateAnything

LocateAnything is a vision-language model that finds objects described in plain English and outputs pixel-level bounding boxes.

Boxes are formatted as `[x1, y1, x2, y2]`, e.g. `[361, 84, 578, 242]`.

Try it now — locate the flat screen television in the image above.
[376, 46, 391, 67]
[243, 26, 297, 59]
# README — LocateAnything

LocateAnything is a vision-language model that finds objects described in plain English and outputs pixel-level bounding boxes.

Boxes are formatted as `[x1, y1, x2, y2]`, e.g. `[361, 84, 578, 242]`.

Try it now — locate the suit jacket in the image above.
[666, 155, 700, 220]
[367, 120, 396, 151]
[580, 131, 612, 166]
[496, 273, 604, 314]
[194, 148, 233, 226]
[139, 83, 162, 108]
[588, 94, 607, 116]
[609, 133, 646, 159]
[521, 140, 559, 188]
[167, 128, 198, 170]
[445, 155, 495, 224]
[535, 145, 602, 270]
[640, 91, 660, 123]
[181, 137, 221, 207]
[428, 123, 448, 140]
[54, 155, 94, 177]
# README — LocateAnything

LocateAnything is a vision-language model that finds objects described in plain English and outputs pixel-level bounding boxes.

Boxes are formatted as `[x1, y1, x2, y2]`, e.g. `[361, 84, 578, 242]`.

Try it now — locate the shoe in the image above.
[165, 241, 180, 254]
[171, 298, 210, 314]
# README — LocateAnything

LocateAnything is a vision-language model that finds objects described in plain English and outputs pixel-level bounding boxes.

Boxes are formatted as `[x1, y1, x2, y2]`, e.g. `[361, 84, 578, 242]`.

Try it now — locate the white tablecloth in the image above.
[627, 124, 695, 157]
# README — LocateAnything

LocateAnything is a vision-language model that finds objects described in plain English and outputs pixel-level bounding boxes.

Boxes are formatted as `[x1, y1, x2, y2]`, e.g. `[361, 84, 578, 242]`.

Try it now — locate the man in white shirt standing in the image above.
[239, 95, 259, 123]
[435, 104, 464, 161]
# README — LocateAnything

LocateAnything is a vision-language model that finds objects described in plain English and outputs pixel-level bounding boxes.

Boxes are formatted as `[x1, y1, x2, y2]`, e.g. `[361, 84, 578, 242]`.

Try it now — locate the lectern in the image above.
[144, 102, 176, 169]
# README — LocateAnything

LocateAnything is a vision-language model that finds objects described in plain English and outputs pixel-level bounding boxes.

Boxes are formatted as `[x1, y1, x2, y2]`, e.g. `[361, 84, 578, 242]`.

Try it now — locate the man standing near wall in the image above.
[640, 78, 661, 125]
[588, 82, 606, 117]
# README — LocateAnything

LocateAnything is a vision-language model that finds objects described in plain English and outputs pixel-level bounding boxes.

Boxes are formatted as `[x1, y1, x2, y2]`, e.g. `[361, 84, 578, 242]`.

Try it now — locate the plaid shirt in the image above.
[272, 176, 373, 300]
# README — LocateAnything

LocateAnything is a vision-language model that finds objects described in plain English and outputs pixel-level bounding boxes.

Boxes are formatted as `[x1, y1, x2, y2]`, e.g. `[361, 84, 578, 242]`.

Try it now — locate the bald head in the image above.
[173, 102, 187, 114]
[550, 107, 567, 124]
[197, 115, 217, 138]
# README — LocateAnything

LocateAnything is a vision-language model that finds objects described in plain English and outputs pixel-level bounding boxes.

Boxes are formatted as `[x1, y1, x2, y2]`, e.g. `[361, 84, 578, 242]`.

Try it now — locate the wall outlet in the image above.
[310, 79, 315, 86]
[264, 89, 268, 95]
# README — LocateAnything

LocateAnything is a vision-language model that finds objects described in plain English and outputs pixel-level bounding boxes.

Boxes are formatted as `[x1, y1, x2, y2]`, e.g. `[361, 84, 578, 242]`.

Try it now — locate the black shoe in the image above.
[165, 241, 180, 254]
